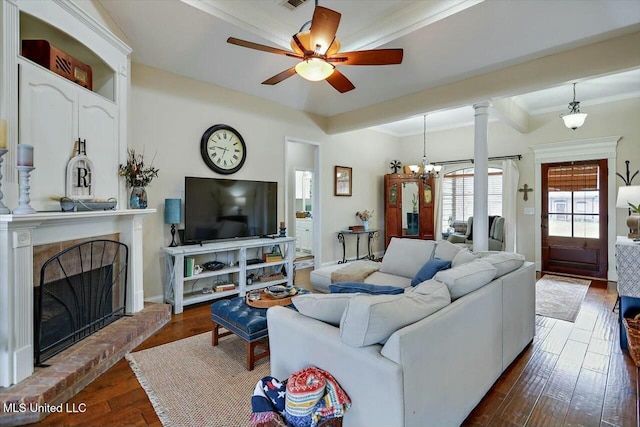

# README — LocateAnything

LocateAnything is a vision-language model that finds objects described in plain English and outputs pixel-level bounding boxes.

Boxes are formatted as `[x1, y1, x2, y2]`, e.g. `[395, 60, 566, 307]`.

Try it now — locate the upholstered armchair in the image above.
[447, 216, 505, 251]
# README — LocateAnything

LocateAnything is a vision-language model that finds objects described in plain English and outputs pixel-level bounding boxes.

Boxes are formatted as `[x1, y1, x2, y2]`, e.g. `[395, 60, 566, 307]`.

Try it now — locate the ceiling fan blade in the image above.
[329, 49, 404, 65]
[326, 69, 355, 93]
[227, 37, 302, 58]
[310, 6, 341, 55]
[262, 67, 297, 85]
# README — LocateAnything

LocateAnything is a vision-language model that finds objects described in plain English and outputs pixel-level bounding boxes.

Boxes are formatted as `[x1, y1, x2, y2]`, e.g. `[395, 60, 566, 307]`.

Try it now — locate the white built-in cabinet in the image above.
[1, 0, 131, 211]
[296, 218, 313, 253]
[19, 61, 119, 210]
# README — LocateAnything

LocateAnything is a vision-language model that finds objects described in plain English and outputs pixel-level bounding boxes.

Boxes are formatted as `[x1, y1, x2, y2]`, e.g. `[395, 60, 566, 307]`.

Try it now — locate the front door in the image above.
[541, 159, 608, 278]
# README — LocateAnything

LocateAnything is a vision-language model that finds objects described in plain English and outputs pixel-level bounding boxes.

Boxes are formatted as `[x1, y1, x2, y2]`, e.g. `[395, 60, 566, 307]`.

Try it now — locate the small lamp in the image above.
[164, 198, 182, 247]
[616, 185, 640, 239]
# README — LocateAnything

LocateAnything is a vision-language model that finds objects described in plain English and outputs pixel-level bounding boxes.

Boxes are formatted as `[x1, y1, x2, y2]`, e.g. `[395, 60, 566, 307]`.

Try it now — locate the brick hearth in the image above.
[0, 303, 171, 426]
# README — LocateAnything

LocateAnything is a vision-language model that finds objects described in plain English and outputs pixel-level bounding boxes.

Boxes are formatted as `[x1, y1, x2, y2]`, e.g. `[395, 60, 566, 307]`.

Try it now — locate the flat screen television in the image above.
[184, 177, 278, 243]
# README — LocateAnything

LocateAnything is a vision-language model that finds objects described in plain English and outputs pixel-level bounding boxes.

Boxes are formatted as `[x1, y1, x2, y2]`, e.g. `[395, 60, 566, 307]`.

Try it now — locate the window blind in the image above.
[547, 164, 599, 192]
[442, 168, 503, 230]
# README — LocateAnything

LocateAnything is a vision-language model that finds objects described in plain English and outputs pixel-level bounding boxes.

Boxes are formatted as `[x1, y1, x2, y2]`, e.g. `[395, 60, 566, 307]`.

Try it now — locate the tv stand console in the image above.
[162, 237, 295, 314]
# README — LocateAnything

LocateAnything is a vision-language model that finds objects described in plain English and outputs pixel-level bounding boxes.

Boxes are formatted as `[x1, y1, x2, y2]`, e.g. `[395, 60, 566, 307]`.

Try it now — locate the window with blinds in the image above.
[547, 163, 600, 238]
[442, 167, 503, 231]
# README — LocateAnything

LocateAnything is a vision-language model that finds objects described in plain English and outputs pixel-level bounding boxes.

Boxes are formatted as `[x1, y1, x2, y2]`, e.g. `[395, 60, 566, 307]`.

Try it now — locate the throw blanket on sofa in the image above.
[330, 260, 380, 283]
[285, 366, 351, 427]
[249, 376, 288, 426]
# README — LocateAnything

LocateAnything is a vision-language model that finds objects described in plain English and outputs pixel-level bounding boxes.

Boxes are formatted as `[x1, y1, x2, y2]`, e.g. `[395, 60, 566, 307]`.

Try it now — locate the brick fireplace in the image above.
[0, 209, 154, 388]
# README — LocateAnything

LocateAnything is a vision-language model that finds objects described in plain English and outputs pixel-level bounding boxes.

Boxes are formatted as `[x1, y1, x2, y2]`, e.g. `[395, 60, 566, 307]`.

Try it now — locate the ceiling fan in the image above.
[227, 3, 403, 93]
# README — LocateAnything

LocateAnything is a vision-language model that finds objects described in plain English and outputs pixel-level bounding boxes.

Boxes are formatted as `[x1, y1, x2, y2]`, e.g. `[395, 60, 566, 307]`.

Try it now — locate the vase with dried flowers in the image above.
[118, 149, 159, 209]
[356, 210, 373, 231]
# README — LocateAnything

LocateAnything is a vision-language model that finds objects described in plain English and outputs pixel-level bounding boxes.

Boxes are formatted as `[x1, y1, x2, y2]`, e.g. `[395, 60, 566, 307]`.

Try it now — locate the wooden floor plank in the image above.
[563, 368, 608, 427]
[541, 341, 588, 403]
[602, 353, 638, 427]
[526, 395, 570, 427]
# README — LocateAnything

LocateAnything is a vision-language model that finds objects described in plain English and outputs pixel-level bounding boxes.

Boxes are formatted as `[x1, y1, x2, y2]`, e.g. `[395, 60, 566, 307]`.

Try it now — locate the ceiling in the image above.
[98, 0, 640, 134]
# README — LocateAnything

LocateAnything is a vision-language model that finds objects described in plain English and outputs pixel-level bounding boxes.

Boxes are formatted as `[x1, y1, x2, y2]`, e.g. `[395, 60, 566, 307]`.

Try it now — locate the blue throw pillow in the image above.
[329, 282, 404, 295]
[411, 258, 451, 286]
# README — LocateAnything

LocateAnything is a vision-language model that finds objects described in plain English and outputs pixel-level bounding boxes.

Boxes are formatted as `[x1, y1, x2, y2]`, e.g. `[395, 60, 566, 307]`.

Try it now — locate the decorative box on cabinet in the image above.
[384, 174, 435, 247]
[163, 237, 295, 314]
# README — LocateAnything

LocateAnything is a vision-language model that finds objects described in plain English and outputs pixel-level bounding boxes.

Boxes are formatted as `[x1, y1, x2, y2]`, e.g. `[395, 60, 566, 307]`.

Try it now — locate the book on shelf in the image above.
[262, 253, 283, 262]
[349, 225, 365, 232]
[215, 284, 236, 292]
[184, 257, 195, 277]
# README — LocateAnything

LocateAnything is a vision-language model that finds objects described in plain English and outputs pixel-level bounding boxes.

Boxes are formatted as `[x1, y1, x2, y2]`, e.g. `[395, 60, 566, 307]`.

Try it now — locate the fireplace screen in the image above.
[35, 240, 128, 365]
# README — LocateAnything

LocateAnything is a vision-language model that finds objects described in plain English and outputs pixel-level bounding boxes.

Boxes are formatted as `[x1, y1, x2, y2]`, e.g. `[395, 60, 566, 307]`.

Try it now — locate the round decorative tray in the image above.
[246, 287, 298, 308]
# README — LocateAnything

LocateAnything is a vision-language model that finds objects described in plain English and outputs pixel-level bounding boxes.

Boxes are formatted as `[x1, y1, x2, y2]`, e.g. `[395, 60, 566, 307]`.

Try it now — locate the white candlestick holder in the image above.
[0, 149, 9, 214]
[13, 165, 36, 215]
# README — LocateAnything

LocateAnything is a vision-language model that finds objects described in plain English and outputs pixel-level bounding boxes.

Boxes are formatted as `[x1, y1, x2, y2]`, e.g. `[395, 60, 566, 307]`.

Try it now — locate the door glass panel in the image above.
[548, 214, 572, 237]
[423, 184, 432, 204]
[573, 215, 599, 238]
[573, 191, 599, 214]
[402, 182, 419, 236]
[548, 191, 571, 215]
[388, 183, 397, 205]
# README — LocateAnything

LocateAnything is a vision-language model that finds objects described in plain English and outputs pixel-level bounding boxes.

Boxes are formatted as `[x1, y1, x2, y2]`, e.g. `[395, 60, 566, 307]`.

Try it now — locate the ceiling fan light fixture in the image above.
[560, 83, 588, 130]
[295, 58, 335, 81]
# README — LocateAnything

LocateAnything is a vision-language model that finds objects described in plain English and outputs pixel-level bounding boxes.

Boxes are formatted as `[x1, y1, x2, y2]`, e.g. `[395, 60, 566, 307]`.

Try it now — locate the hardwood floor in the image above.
[34, 271, 636, 427]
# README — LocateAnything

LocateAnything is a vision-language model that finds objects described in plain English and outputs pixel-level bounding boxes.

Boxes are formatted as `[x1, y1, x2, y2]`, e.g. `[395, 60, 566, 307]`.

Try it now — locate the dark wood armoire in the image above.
[384, 174, 435, 247]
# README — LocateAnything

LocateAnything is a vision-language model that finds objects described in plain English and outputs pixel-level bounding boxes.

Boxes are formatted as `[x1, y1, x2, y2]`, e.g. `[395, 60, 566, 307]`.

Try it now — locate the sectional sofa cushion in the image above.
[411, 258, 451, 286]
[339, 279, 451, 347]
[364, 272, 412, 288]
[292, 293, 354, 326]
[451, 248, 478, 267]
[330, 260, 380, 283]
[379, 237, 436, 279]
[482, 252, 525, 277]
[433, 239, 463, 261]
[433, 260, 497, 300]
[329, 282, 404, 295]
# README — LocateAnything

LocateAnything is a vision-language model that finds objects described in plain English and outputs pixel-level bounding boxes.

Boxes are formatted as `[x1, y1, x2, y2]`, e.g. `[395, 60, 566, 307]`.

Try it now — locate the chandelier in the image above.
[560, 83, 588, 130]
[409, 114, 441, 180]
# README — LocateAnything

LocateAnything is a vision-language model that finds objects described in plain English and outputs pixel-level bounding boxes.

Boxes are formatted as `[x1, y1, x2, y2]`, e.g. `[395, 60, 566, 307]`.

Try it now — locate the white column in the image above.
[119, 214, 146, 313]
[0, 221, 38, 387]
[473, 102, 490, 252]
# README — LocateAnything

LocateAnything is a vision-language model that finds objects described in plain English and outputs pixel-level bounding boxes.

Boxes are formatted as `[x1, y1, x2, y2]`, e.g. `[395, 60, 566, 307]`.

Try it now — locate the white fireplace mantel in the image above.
[0, 209, 155, 387]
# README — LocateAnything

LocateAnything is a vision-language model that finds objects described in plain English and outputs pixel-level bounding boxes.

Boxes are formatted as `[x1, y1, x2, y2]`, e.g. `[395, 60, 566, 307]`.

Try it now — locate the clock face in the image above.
[200, 124, 247, 174]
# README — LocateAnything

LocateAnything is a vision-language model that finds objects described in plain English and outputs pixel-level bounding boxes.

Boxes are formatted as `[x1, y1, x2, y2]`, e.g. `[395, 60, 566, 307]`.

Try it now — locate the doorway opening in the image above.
[542, 159, 608, 278]
[285, 138, 321, 270]
[295, 170, 314, 260]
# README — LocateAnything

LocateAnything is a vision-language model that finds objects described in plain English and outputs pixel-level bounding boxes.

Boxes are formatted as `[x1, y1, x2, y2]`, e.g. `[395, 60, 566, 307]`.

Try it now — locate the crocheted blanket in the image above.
[330, 260, 379, 283]
[250, 367, 351, 427]
[285, 367, 351, 427]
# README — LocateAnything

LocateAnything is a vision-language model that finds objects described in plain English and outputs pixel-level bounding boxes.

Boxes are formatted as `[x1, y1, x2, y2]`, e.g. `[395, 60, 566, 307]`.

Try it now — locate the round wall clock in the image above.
[200, 124, 247, 174]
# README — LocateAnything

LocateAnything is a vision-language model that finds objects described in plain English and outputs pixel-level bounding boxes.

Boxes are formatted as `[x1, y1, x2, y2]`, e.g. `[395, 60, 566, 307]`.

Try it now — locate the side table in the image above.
[616, 236, 640, 350]
[337, 230, 379, 264]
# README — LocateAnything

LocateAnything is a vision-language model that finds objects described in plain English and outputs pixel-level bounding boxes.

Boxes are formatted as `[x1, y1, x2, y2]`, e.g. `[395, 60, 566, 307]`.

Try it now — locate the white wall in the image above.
[398, 97, 640, 262]
[131, 64, 398, 300]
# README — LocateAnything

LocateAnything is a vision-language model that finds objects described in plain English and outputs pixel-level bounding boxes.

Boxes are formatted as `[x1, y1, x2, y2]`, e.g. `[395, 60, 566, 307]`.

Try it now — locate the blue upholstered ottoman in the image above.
[210, 289, 308, 370]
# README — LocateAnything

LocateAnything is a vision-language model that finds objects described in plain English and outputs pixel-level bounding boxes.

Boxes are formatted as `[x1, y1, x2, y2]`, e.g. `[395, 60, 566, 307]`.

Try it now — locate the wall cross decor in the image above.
[518, 183, 533, 201]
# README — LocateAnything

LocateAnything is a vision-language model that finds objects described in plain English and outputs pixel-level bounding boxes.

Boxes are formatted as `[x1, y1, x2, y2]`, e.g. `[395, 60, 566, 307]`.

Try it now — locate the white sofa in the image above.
[267, 238, 535, 427]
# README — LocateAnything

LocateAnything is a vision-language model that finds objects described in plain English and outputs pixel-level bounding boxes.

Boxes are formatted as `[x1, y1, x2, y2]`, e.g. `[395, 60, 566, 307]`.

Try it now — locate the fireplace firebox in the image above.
[34, 240, 128, 365]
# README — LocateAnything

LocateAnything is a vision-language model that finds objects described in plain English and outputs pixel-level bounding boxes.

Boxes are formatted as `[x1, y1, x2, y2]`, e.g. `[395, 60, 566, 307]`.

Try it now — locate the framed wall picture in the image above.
[335, 166, 352, 196]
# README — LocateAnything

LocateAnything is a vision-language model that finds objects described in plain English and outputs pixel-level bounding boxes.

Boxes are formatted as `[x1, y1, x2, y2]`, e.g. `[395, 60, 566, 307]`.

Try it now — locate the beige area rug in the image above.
[126, 333, 268, 427]
[536, 274, 591, 322]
